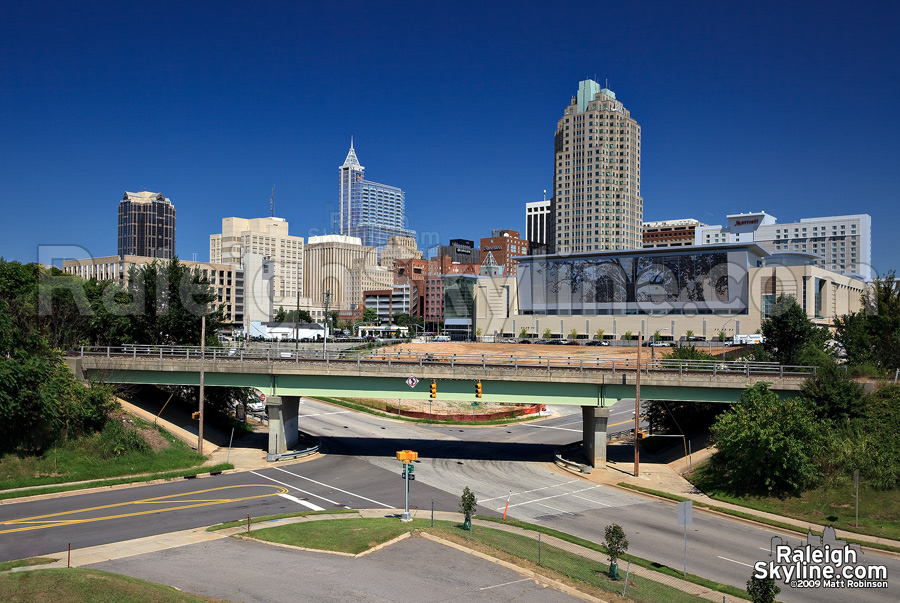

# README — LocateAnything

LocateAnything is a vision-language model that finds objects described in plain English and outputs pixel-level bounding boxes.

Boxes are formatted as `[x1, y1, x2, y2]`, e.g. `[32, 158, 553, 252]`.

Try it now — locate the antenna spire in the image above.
[270, 186, 275, 217]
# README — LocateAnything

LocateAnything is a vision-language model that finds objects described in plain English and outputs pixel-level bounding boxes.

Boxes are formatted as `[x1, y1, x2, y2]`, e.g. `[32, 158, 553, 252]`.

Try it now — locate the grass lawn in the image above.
[246, 517, 746, 603]
[0, 568, 227, 602]
[207, 509, 357, 532]
[0, 423, 208, 491]
[689, 466, 900, 541]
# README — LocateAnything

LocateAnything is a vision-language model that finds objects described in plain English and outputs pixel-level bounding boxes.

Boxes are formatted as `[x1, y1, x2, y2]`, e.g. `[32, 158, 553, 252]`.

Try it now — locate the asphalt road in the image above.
[2, 398, 897, 603]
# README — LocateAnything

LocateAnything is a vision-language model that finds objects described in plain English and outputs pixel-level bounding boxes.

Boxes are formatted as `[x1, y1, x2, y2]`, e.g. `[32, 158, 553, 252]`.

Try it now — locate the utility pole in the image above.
[294, 259, 301, 355]
[634, 331, 641, 477]
[323, 290, 331, 357]
[199, 314, 206, 455]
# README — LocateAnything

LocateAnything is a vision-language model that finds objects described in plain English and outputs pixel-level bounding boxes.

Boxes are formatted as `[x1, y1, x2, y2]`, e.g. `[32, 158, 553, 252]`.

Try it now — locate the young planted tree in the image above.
[746, 575, 780, 603]
[542, 328, 553, 339]
[595, 328, 605, 341]
[459, 486, 477, 530]
[604, 523, 629, 580]
[569, 328, 578, 340]
[519, 327, 529, 339]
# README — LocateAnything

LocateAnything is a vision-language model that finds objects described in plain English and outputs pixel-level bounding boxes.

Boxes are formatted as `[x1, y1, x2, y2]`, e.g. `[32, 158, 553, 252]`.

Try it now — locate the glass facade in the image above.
[117, 192, 176, 259]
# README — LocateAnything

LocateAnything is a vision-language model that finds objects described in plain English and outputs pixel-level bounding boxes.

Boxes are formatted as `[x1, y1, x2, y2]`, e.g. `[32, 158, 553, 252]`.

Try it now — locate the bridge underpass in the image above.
[66, 347, 813, 467]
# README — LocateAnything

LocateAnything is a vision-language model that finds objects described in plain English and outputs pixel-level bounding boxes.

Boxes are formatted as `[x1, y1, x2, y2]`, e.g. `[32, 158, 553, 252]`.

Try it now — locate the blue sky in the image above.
[2, 1, 898, 275]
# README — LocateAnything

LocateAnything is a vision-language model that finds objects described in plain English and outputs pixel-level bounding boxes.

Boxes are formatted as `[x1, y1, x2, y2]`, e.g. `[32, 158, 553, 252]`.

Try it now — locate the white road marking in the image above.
[499, 485, 605, 511]
[298, 410, 352, 417]
[274, 467, 393, 508]
[717, 555, 754, 568]
[480, 578, 532, 591]
[279, 493, 325, 511]
[536, 502, 575, 515]
[480, 480, 581, 503]
[527, 424, 581, 433]
[250, 471, 343, 507]
[572, 495, 612, 507]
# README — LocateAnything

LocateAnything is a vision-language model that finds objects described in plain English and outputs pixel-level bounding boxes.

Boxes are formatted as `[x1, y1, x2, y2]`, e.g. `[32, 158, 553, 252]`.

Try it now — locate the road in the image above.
[1, 398, 896, 603]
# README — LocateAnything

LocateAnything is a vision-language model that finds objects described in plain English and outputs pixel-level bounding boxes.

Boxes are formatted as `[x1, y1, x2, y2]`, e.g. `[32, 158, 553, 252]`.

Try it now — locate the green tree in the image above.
[833, 311, 875, 367]
[761, 294, 823, 366]
[459, 486, 477, 529]
[708, 383, 825, 494]
[800, 363, 865, 421]
[475, 327, 483, 338]
[569, 328, 578, 340]
[858, 271, 900, 370]
[274, 306, 286, 322]
[519, 327, 529, 339]
[362, 307, 378, 323]
[542, 328, 552, 339]
[746, 575, 780, 603]
[604, 523, 628, 579]
[595, 328, 605, 340]
[623, 331, 633, 340]
[685, 329, 695, 339]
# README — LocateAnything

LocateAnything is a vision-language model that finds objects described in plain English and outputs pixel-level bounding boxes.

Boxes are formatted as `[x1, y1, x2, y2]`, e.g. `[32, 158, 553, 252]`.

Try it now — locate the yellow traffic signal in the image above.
[636, 429, 645, 440]
[475, 380, 482, 398]
[192, 411, 200, 420]
[430, 381, 437, 399]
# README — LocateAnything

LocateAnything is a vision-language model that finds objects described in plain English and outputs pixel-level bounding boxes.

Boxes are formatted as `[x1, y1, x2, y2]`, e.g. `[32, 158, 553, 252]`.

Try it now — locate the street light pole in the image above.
[323, 290, 331, 357]
[199, 314, 206, 455]
[634, 330, 641, 477]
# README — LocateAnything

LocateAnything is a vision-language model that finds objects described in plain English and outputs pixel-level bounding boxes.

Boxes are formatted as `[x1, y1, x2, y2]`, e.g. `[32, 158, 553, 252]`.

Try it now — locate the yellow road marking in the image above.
[608, 419, 637, 428]
[0, 484, 288, 535]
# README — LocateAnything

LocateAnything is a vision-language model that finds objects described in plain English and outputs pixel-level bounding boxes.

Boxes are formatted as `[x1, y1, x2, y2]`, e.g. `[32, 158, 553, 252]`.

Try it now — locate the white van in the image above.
[433, 335, 451, 342]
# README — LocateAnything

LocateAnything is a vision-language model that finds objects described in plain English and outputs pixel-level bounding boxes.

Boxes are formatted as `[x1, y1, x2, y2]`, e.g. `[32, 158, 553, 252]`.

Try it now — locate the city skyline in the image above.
[2, 2, 898, 277]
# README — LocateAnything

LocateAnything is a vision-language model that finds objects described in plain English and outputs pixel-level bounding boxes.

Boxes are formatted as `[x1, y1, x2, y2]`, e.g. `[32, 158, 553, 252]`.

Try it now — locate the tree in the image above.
[623, 331, 633, 340]
[833, 311, 875, 367]
[604, 523, 629, 579]
[709, 383, 825, 494]
[761, 294, 823, 366]
[542, 328, 552, 339]
[459, 486, 477, 529]
[685, 329, 695, 340]
[519, 327, 529, 339]
[800, 362, 865, 421]
[595, 328, 605, 340]
[362, 307, 378, 323]
[653, 329, 662, 341]
[746, 575, 780, 603]
[475, 327, 483, 338]
[569, 328, 578, 340]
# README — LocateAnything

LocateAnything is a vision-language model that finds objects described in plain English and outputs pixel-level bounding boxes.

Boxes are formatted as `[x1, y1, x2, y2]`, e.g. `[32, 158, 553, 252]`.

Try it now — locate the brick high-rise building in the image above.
[552, 80, 642, 253]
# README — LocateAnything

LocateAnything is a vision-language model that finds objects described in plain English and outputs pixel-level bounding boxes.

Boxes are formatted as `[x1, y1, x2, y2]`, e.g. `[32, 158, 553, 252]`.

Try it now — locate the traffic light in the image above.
[191, 411, 200, 420]
[475, 380, 482, 398]
[430, 381, 437, 399]
[636, 429, 645, 440]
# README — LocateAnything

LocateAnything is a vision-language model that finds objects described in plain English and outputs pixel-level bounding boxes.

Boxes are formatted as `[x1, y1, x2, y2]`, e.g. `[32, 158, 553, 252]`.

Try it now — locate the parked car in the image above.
[650, 341, 671, 347]
[565, 340, 581, 346]
[518, 339, 532, 344]
[585, 340, 609, 346]
[247, 399, 265, 413]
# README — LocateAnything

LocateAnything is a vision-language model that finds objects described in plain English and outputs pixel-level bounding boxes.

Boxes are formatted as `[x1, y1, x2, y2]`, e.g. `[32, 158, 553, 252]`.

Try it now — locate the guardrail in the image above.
[71, 345, 818, 378]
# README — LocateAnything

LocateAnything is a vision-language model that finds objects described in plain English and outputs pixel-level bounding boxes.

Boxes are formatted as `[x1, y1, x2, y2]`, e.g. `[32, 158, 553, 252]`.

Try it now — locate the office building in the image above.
[117, 191, 176, 259]
[695, 212, 872, 280]
[303, 234, 378, 310]
[643, 219, 706, 248]
[337, 141, 415, 248]
[379, 235, 422, 268]
[553, 80, 643, 253]
[525, 199, 551, 248]
[480, 229, 528, 276]
[430, 239, 479, 264]
[363, 284, 418, 324]
[62, 255, 242, 325]
[209, 216, 304, 311]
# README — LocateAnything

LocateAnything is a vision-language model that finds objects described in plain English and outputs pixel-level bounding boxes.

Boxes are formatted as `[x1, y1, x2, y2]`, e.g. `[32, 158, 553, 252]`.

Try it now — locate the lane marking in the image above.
[272, 467, 393, 509]
[0, 485, 287, 535]
[717, 556, 754, 568]
[279, 493, 325, 511]
[480, 578, 531, 591]
[526, 424, 580, 433]
[250, 471, 344, 508]
[571, 495, 612, 507]
[498, 485, 605, 511]
[608, 419, 640, 428]
[536, 502, 575, 515]
[480, 480, 580, 503]
[298, 410, 351, 418]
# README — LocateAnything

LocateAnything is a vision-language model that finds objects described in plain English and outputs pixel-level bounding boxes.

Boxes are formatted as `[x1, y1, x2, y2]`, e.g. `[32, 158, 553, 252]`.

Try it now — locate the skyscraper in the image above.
[552, 80, 642, 253]
[337, 140, 415, 249]
[117, 191, 176, 259]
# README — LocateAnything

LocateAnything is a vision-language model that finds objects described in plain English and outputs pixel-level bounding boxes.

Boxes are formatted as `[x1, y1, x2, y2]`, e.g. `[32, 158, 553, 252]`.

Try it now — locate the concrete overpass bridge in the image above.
[66, 346, 817, 467]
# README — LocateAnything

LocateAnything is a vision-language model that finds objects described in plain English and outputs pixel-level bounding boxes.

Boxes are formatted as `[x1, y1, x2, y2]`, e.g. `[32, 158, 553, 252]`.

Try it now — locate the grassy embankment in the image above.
[0, 415, 229, 499]
[0, 569, 226, 602]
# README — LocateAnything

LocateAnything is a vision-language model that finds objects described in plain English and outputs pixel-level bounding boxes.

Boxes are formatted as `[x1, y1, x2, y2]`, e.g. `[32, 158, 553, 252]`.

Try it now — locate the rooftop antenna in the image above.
[543, 189, 547, 201]
[270, 186, 275, 217]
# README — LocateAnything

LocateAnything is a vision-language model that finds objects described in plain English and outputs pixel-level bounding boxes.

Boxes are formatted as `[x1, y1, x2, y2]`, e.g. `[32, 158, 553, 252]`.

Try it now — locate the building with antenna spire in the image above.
[336, 139, 415, 249]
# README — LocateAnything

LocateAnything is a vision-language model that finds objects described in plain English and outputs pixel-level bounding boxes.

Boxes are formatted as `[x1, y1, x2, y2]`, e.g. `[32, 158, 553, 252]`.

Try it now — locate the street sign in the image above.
[401, 472, 416, 480]
[259, 393, 266, 402]
[406, 375, 419, 388]
[407, 464, 414, 473]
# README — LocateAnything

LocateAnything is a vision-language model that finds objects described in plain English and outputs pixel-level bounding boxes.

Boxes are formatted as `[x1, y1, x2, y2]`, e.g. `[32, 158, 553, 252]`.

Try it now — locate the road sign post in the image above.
[396, 450, 417, 522]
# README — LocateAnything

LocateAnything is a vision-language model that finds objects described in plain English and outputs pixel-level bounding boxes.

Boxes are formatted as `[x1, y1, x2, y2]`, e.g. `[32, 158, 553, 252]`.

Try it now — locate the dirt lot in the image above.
[374, 341, 733, 361]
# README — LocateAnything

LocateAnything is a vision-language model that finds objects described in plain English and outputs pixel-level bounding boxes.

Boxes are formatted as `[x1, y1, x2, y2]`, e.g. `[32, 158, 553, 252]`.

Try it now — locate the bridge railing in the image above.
[72, 346, 818, 378]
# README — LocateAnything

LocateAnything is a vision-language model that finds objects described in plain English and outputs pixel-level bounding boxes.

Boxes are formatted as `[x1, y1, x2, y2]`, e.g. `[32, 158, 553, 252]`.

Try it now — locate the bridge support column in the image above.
[582, 406, 611, 468]
[267, 395, 300, 459]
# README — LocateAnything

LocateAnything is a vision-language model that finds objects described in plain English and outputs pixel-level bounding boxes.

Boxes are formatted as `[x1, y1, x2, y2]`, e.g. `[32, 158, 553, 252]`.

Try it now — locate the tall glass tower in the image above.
[337, 140, 415, 248]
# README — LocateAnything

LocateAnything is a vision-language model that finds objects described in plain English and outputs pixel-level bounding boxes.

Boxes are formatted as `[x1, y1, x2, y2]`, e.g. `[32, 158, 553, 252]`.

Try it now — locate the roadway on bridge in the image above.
[1, 399, 896, 603]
